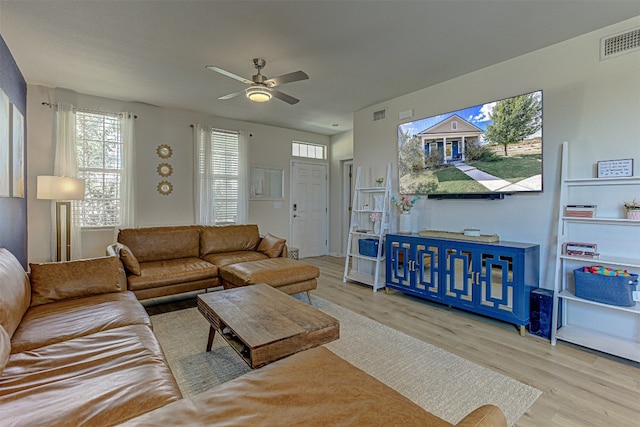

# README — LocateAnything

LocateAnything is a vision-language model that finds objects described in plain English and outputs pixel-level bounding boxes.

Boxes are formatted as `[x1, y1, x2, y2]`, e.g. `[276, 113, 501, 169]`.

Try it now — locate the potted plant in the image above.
[623, 199, 640, 220]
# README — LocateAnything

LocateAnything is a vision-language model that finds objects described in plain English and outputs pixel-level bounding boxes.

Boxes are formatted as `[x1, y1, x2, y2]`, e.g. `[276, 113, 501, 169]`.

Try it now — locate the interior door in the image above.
[291, 161, 328, 258]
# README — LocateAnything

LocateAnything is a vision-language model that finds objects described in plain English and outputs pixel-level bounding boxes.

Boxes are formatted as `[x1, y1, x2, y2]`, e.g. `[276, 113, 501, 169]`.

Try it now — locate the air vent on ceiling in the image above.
[600, 27, 640, 60]
[373, 109, 386, 122]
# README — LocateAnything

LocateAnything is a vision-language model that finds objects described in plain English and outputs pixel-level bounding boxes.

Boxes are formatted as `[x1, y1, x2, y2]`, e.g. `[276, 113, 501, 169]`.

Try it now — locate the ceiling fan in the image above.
[206, 58, 309, 105]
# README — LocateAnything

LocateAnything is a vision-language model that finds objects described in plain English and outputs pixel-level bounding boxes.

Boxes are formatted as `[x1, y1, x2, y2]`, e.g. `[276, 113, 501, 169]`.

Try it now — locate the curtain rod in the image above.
[41, 102, 137, 119]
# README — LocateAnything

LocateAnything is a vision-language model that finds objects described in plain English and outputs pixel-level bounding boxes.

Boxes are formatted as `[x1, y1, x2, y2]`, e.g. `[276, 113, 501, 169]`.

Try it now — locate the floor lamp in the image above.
[37, 176, 86, 262]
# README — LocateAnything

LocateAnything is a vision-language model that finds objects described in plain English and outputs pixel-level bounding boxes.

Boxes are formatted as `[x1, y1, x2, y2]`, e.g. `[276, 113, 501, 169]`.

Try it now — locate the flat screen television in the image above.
[398, 90, 542, 199]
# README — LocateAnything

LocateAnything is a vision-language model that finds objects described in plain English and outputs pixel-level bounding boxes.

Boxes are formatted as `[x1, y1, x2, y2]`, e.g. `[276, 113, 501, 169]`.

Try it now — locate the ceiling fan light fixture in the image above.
[246, 86, 272, 102]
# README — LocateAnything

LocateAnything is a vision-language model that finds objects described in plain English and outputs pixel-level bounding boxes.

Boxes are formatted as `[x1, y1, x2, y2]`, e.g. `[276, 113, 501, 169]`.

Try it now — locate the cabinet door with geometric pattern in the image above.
[475, 251, 519, 323]
[387, 238, 412, 288]
[414, 241, 441, 300]
[442, 246, 475, 309]
[386, 235, 441, 300]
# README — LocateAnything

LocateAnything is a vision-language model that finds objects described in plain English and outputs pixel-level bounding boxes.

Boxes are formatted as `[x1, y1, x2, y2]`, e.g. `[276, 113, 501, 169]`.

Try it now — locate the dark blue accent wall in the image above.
[0, 34, 28, 268]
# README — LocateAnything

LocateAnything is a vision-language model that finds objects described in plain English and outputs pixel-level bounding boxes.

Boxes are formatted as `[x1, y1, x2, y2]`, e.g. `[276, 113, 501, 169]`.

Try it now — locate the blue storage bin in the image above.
[573, 268, 638, 307]
[358, 238, 383, 257]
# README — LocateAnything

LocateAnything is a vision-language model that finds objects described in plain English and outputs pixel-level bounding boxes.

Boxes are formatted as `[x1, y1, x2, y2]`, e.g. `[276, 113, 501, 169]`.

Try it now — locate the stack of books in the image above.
[563, 241, 599, 259]
[564, 204, 597, 218]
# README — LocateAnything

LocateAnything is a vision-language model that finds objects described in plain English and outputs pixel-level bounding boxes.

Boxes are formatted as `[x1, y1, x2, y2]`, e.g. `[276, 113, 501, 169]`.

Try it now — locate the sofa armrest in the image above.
[106, 243, 120, 257]
[455, 404, 507, 427]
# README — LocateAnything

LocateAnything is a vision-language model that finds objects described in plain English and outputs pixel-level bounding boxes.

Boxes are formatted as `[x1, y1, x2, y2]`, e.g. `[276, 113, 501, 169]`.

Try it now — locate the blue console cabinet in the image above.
[385, 234, 540, 335]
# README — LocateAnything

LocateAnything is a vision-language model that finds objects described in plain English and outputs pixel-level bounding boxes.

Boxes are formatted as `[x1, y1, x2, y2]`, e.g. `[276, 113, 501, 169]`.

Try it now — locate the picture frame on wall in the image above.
[11, 104, 25, 198]
[0, 89, 10, 198]
[596, 158, 634, 178]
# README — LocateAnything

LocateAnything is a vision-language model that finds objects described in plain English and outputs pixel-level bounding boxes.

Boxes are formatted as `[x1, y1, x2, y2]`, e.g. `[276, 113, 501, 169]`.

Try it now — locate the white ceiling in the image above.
[1, 1, 639, 136]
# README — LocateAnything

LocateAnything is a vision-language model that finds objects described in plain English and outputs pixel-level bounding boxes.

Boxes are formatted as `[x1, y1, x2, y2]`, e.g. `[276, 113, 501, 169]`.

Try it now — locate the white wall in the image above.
[27, 86, 329, 262]
[329, 129, 354, 255]
[352, 17, 640, 289]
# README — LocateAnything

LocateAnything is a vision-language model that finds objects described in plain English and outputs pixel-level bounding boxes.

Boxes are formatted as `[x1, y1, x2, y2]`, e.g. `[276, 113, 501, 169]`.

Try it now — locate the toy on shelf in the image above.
[581, 265, 632, 277]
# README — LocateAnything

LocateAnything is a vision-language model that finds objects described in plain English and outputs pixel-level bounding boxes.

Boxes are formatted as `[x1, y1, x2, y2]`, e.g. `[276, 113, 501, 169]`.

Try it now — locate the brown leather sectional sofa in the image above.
[0, 247, 507, 426]
[0, 248, 182, 426]
[107, 224, 297, 300]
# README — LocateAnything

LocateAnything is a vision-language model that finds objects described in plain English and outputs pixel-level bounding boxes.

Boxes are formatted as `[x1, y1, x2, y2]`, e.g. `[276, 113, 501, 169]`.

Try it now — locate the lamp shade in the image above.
[37, 176, 86, 201]
[246, 86, 272, 102]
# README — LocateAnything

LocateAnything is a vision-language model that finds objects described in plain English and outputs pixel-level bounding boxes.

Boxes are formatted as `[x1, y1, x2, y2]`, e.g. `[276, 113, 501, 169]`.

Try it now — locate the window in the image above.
[211, 130, 240, 224]
[292, 141, 326, 160]
[76, 111, 122, 227]
[195, 127, 245, 225]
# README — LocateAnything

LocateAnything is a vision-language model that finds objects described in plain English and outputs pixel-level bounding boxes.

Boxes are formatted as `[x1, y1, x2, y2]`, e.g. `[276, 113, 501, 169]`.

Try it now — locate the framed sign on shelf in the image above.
[596, 158, 633, 178]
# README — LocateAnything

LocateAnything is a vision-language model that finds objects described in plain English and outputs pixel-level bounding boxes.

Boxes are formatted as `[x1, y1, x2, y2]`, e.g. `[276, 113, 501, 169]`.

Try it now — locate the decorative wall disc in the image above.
[157, 181, 173, 196]
[157, 144, 173, 159]
[157, 163, 173, 177]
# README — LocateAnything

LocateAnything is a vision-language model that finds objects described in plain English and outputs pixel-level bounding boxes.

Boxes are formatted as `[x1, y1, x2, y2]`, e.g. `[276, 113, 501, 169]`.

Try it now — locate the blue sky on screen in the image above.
[399, 102, 495, 137]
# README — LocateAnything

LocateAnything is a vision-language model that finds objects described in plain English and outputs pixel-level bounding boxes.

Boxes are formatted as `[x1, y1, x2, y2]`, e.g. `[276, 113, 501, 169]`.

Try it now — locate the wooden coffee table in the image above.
[197, 283, 339, 368]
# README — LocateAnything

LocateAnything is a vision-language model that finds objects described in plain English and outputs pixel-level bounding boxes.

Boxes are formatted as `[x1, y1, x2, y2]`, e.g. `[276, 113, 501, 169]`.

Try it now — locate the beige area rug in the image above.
[151, 295, 541, 426]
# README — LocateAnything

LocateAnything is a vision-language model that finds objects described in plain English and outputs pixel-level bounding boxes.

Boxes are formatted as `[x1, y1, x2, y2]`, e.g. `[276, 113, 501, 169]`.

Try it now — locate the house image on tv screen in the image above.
[418, 115, 483, 164]
[397, 90, 542, 197]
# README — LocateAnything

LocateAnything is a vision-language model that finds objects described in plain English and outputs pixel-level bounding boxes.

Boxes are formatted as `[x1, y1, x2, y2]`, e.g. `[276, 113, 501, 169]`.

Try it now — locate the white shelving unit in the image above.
[343, 163, 392, 291]
[551, 141, 640, 362]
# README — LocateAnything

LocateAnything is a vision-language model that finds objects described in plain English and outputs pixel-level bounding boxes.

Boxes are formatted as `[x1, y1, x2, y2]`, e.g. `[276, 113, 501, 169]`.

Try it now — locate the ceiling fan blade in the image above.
[206, 65, 252, 85]
[218, 90, 245, 100]
[264, 70, 309, 87]
[270, 89, 300, 105]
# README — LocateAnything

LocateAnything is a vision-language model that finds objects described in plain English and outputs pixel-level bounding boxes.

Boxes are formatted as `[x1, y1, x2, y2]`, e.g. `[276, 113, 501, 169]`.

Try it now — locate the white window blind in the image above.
[76, 111, 122, 227]
[212, 130, 240, 224]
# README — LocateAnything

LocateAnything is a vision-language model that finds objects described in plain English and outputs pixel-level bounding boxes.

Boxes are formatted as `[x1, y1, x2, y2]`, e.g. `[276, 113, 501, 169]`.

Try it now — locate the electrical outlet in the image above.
[633, 290, 640, 302]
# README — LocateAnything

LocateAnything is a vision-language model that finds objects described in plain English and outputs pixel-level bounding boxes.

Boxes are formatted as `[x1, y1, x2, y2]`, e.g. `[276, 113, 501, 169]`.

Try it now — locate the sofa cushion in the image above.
[120, 244, 142, 275]
[257, 233, 287, 258]
[200, 224, 261, 256]
[201, 250, 269, 268]
[118, 226, 200, 262]
[0, 325, 182, 426]
[127, 257, 218, 291]
[0, 249, 31, 339]
[29, 256, 121, 307]
[10, 291, 151, 354]
[0, 326, 9, 377]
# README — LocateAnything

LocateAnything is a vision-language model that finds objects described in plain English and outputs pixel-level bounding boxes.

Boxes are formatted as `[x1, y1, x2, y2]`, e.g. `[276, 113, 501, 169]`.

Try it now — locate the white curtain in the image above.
[53, 102, 82, 260]
[119, 112, 136, 230]
[193, 124, 248, 225]
[236, 130, 249, 224]
[193, 124, 215, 225]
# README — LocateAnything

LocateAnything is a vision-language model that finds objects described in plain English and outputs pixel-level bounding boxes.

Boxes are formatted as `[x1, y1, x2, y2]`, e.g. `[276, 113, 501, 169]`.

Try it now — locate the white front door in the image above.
[291, 161, 328, 258]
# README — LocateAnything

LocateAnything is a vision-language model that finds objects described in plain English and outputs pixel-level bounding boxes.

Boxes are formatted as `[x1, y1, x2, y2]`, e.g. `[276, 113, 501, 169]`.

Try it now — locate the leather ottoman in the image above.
[219, 258, 319, 303]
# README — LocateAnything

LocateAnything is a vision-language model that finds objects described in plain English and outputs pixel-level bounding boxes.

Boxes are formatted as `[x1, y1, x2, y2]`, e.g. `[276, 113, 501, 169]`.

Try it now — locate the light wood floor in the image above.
[305, 256, 639, 427]
[144, 255, 639, 426]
